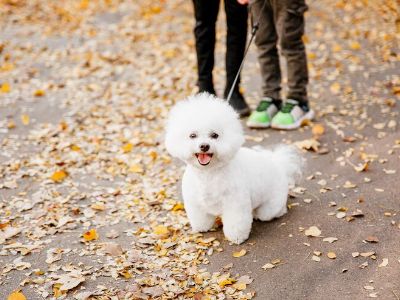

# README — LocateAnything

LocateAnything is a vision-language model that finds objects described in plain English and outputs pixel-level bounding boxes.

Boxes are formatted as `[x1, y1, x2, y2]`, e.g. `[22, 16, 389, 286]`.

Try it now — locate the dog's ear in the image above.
[164, 128, 180, 158]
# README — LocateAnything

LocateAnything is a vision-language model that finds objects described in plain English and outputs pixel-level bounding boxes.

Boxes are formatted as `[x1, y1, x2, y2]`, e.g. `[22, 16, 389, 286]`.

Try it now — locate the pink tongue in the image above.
[198, 153, 211, 165]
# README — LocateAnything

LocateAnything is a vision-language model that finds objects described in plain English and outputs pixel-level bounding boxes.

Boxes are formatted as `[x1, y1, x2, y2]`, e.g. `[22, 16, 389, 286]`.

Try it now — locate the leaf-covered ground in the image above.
[0, 0, 399, 299]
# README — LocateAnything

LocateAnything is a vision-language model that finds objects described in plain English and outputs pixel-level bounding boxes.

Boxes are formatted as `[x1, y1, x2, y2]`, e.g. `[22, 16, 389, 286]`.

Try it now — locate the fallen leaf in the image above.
[218, 277, 236, 287]
[7, 291, 26, 300]
[171, 202, 184, 211]
[129, 164, 143, 173]
[51, 170, 68, 182]
[122, 143, 133, 153]
[343, 181, 357, 188]
[327, 252, 337, 259]
[101, 242, 123, 256]
[350, 41, 361, 50]
[262, 263, 275, 270]
[83, 229, 98, 241]
[336, 212, 346, 219]
[21, 114, 30, 125]
[305, 226, 321, 237]
[153, 225, 169, 236]
[312, 124, 325, 137]
[1, 82, 10, 93]
[365, 236, 379, 243]
[330, 82, 341, 94]
[354, 162, 369, 172]
[34, 89, 45, 97]
[56, 273, 85, 291]
[233, 249, 247, 258]
[142, 286, 164, 297]
[378, 258, 388, 267]
[294, 138, 320, 152]
[360, 251, 375, 257]
[312, 255, 321, 262]
[323, 237, 338, 243]
[383, 169, 396, 175]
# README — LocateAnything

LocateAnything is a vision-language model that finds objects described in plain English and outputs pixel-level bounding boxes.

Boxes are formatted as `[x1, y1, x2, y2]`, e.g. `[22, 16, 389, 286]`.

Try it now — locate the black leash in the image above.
[226, 0, 267, 103]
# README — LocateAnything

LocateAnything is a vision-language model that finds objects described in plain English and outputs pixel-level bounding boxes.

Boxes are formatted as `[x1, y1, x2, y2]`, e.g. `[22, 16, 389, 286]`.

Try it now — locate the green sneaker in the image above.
[271, 99, 315, 130]
[246, 97, 279, 128]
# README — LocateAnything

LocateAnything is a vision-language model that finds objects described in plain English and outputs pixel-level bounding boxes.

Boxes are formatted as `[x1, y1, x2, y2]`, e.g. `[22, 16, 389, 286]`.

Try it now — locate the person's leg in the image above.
[223, 0, 248, 97]
[270, 0, 314, 130]
[252, 0, 281, 101]
[247, 0, 281, 128]
[192, 0, 220, 94]
[277, 0, 309, 105]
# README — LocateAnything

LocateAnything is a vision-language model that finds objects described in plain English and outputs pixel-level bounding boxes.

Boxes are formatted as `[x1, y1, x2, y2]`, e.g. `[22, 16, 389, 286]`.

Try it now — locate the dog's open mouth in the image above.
[195, 153, 213, 166]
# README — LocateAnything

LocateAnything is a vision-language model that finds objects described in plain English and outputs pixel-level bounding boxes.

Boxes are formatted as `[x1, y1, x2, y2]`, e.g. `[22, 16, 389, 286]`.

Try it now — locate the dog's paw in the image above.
[190, 218, 215, 233]
[223, 226, 250, 245]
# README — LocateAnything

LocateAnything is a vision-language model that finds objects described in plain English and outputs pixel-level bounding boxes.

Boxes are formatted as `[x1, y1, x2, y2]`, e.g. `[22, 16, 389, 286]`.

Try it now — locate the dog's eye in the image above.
[189, 133, 197, 139]
[210, 132, 219, 139]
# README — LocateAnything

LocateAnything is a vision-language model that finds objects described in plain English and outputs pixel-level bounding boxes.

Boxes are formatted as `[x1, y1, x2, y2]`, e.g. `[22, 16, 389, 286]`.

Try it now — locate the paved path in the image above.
[0, 0, 399, 299]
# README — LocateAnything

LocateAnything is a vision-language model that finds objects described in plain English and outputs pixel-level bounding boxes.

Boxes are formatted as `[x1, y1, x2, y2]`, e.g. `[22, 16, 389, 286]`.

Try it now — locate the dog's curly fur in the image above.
[165, 93, 302, 244]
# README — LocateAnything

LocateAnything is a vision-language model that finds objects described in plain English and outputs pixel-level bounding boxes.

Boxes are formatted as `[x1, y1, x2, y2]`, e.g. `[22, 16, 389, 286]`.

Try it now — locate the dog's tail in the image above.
[272, 145, 303, 185]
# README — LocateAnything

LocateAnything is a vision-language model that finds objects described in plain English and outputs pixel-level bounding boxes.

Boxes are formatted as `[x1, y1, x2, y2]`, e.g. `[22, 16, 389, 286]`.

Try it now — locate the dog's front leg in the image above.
[185, 200, 215, 233]
[222, 199, 252, 244]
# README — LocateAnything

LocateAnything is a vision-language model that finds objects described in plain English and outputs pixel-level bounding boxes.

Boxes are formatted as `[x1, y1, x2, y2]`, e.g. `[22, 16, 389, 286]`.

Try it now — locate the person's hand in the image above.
[237, 0, 249, 5]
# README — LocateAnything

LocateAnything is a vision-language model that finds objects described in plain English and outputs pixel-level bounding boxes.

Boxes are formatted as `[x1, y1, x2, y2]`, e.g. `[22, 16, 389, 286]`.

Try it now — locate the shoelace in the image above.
[256, 100, 272, 112]
[281, 101, 298, 113]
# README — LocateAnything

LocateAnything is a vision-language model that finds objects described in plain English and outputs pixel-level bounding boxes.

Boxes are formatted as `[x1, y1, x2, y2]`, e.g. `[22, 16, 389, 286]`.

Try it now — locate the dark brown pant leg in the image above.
[276, 0, 309, 103]
[250, 0, 282, 100]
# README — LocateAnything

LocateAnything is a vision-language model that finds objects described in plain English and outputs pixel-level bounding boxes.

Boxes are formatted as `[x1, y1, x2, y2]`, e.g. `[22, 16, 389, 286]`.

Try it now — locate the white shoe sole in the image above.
[246, 120, 271, 128]
[271, 109, 315, 130]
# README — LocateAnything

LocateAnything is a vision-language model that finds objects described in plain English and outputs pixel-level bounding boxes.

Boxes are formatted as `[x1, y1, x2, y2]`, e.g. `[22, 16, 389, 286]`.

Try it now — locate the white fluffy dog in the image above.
[165, 93, 302, 244]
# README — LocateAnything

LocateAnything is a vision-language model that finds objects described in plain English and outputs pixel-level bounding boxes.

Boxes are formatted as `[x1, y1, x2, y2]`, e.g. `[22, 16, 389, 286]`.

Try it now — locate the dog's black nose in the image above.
[199, 143, 210, 152]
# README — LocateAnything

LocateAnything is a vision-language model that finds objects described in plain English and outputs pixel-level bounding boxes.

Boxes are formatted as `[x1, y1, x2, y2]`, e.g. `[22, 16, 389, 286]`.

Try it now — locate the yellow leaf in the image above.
[327, 252, 337, 259]
[153, 225, 169, 236]
[83, 229, 98, 241]
[129, 164, 143, 173]
[1, 62, 15, 72]
[350, 41, 361, 50]
[312, 124, 325, 136]
[120, 270, 132, 278]
[233, 249, 247, 258]
[122, 143, 133, 153]
[148, 150, 158, 160]
[53, 283, 65, 298]
[163, 49, 176, 59]
[7, 120, 16, 129]
[1, 82, 10, 93]
[79, 0, 89, 9]
[218, 278, 236, 287]
[332, 44, 342, 52]
[233, 282, 247, 290]
[91, 203, 105, 211]
[218, 278, 232, 288]
[307, 52, 316, 60]
[7, 291, 27, 300]
[172, 202, 184, 211]
[51, 170, 68, 182]
[71, 144, 81, 151]
[330, 82, 341, 94]
[34, 89, 45, 97]
[21, 114, 30, 125]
